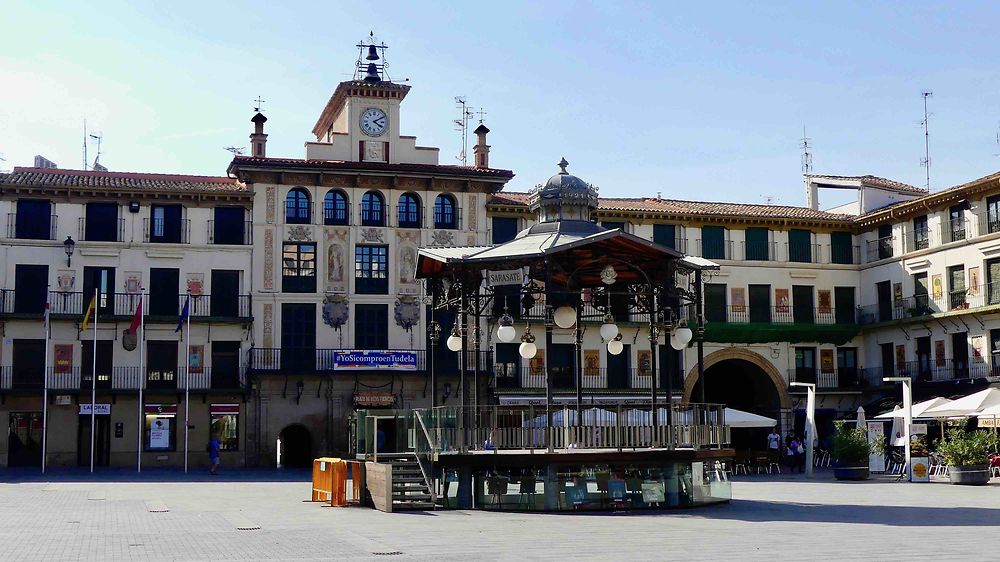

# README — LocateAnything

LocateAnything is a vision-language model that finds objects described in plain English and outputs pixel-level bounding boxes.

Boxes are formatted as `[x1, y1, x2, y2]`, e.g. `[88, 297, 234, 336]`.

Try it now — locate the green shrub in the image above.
[832, 421, 884, 465]
[935, 428, 998, 466]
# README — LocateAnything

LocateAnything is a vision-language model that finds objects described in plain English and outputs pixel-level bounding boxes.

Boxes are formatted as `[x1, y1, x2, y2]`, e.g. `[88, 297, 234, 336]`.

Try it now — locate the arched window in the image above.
[434, 194, 458, 229]
[285, 188, 311, 224]
[323, 190, 349, 225]
[397, 193, 421, 228]
[361, 191, 385, 226]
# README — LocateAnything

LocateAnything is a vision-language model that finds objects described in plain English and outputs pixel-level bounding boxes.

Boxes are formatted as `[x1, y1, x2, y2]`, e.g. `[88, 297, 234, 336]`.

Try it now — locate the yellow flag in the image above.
[81, 294, 97, 332]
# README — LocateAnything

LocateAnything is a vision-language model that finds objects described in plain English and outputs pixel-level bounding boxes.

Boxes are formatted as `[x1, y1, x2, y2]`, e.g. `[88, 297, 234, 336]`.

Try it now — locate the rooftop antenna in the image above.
[224, 146, 246, 156]
[82, 119, 88, 170]
[762, 195, 776, 205]
[453, 96, 474, 165]
[89, 132, 104, 170]
[920, 90, 933, 191]
[993, 122, 1000, 157]
[354, 31, 390, 82]
[800, 126, 813, 175]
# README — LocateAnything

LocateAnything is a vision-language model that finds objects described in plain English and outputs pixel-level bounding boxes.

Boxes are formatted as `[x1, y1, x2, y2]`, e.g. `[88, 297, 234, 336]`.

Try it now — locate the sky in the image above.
[3, 1, 1000, 208]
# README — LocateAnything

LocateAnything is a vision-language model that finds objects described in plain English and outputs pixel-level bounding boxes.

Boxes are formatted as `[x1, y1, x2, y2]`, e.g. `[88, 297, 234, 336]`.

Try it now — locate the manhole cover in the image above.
[372, 552, 403, 556]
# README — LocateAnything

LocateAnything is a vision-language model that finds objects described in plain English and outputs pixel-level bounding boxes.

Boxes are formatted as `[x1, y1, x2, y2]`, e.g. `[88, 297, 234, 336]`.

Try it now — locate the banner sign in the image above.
[79, 404, 111, 415]
[978, 417, 1000, 428]
[333, 351, 417, 371]
[909, 423, 930, 483]
[487, 269, 524, 287]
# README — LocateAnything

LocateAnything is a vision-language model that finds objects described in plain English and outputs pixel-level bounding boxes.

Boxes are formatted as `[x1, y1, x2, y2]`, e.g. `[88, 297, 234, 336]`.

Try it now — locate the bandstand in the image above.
[360, 160, 734, 511]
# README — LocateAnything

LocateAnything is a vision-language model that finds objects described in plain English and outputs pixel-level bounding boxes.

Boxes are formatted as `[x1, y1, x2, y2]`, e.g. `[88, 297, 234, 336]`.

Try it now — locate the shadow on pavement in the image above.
[0, 467, 311, 483]
[684, 499, 1000, 527]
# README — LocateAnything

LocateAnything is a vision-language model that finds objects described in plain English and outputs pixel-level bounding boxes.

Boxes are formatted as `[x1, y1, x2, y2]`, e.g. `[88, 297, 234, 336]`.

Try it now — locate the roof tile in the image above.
[2, 167, 246, 193]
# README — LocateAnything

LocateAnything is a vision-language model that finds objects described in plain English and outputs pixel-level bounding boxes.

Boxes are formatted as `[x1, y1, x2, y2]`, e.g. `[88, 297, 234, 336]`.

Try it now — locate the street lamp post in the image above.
[884, 376, 913, 481]
[790, 382, 815, 477]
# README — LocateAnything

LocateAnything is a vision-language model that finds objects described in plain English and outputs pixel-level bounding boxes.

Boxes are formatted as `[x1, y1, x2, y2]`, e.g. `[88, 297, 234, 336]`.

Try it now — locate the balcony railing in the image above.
[902, 228, 931, 253]
[828, 244, 862, 265]
[977, 212, 1000, 238]
[494, 365, 678, 391]
[248, 348, 493, 375]
[207, 220, 253, 245]
[40, 291, 251, 320]
[433, 207, 463, 230]
[866, 236, 894, 262]
[704, 304, 847, 325]
[862, 361, 992, 385]
[78, 217, 126, 242]
[694, 239, 733, 260]
[940, 219, 969, 244]
[786, 242, 821, 264]
[143, 218, 191, 244]
[859, 283, 1000, 325]
[741, 240, 776, 261]
[0, 366, 245, 392]
[6, 213, 58, 240]
[787, 367, 865, 390]
[395, 205, 423, 228]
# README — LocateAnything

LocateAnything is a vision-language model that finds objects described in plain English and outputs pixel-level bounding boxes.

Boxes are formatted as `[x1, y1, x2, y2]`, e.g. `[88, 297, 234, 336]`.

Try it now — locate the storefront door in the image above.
[77, 414, 111, 467]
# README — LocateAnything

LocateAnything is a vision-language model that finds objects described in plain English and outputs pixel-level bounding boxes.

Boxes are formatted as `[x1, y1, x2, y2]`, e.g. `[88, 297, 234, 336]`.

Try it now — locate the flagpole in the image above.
[184, 292, 191, 474]
[41, 286, 50, 474]
[90, 287, 97, 474]
[138, 289, 145, 473]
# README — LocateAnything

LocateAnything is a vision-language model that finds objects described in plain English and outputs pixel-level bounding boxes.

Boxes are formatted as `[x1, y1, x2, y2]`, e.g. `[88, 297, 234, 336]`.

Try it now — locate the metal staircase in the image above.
[378, 453, 435, 511]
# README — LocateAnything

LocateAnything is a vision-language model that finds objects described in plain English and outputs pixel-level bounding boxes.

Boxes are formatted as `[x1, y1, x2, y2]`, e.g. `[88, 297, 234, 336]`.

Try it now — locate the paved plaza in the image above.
[2, 469, 1000, 561]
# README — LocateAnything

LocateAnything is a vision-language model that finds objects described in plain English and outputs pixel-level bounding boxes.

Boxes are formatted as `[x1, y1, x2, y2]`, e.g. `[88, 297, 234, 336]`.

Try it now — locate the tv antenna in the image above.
[82, 119, 88, 170]
[800, 126, 813, 175]
[993, 122, 1000, 157]
[920, 91, 933, 190]
[453, 96, 474, 165]
[762, 195, 777, 205]
[89, 132, 104, 170]
[224, 146, 246, 156]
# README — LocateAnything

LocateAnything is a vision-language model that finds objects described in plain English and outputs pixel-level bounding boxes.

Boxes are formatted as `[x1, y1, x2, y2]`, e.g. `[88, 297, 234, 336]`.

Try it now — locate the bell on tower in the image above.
[355, 32, 390, 83]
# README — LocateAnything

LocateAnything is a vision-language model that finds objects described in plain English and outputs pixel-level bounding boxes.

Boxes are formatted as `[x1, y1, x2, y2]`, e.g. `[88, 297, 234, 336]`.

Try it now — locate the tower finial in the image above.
[558, 157, 569, 174]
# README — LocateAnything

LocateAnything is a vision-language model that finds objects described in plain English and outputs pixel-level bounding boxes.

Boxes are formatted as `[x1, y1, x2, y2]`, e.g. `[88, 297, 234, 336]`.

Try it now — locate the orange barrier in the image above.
[311, 457, 340, 502]
[345, 460, 366, 506]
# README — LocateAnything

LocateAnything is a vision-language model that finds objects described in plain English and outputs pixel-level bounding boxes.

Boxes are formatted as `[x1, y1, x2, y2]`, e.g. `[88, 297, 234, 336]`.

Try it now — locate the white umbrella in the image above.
[624, 408, 672, 425]
[888, 406, 906, 446]
[524, 408, 578, 428]
[924, 388, 1000, 418]
[875, 397, 953, 420]
[725, 408, 777, 428]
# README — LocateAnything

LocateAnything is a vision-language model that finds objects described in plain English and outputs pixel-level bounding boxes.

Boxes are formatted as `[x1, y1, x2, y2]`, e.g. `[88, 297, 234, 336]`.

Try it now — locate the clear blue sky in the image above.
[3, 0, 1000, 207]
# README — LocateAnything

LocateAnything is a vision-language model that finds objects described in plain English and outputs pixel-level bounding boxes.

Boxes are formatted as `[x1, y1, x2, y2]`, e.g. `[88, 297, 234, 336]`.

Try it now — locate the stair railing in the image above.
[412, 409, 438, 503]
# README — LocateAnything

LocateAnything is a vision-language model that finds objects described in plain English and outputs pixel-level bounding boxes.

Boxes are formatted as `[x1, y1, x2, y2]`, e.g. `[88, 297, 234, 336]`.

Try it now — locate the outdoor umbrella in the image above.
[724, 408, 777, 428]
[856, 406, 867, 429]
[888, 406, 906, 446]
[924, 388, 1000, 418]
[875, 397, 953, 420]
[581, 407, 617, 426]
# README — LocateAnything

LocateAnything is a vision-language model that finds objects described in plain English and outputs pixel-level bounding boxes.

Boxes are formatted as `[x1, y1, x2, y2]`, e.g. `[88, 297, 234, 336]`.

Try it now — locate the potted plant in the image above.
[832, 421, 882, 480]
[936, 428, 998, 485]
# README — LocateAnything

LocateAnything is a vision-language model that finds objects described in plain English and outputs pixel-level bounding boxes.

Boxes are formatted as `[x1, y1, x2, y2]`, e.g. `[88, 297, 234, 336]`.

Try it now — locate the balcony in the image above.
[705, 304, 848, 325]
[18, 291, 253, 321]
[79, 217, 126, 242]
[247, 348, 493, 376]
[703, 304, 859, 345]
[902, 228, 931, 253]
[940, 219, 969, 245]
[787, 367, 867, 390]
[6, 213, 58, 240]
[786, 242, 821, 264]
[433, 207, 463, 230]
[741, 240, 777, 261]
[858, 283, 1000, 326]
[861, 361, 992, 385]
[207, 220, 253, 245]
[494, 364, 683, 391]
[0, 366, 245, 392]
[865, 236, 893, 262]
[143, 218, 190, 244]
[695, 239, 733, 260]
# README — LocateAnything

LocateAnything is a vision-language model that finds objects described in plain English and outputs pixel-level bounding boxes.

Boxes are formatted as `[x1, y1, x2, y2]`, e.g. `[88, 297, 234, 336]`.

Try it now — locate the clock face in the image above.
[360, 107, 388, 137]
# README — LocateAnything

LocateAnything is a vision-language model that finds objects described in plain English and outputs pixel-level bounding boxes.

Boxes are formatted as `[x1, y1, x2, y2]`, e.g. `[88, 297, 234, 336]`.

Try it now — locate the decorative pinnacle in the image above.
[558, 157, 569, 174]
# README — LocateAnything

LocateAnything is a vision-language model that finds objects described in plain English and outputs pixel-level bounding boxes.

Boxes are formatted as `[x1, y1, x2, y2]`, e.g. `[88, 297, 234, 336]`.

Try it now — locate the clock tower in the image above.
[307, 37, 439, 165]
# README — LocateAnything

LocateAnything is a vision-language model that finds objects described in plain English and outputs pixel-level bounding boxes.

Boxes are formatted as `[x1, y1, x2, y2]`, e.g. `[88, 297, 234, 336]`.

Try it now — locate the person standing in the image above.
[208, 433, 221, 475]
[790, 435, 805, 473]
[767, 429, 781, 461]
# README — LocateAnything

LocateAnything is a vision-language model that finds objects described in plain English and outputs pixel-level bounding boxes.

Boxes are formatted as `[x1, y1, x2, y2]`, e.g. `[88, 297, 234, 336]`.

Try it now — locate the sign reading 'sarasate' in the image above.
[487, 269, 524, 287]
[333, 350, 417, 371]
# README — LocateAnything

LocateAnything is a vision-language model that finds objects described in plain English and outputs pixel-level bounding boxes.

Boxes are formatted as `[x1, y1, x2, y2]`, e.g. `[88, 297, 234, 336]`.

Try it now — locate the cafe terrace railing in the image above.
[412, 403, 729, 454]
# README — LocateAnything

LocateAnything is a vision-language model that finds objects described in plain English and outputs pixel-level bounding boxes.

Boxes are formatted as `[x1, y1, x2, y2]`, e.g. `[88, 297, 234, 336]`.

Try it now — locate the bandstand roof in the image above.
[417, 219, 718, 286]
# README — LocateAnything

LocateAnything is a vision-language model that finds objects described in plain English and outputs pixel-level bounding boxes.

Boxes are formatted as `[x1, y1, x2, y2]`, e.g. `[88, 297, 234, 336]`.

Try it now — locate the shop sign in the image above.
[54, 395, 72, 406]
[79, 404, 111, 415]
[333, 350, 417, 371]
[145, 404, 177, 415]
[210, 404, 240, 415]
[487, 269, 524, 287]
[354, 391, 397, 407]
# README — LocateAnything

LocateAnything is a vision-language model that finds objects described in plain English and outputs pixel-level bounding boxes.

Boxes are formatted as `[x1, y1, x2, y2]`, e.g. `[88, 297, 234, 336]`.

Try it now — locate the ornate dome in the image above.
[527, 158, 599, 223]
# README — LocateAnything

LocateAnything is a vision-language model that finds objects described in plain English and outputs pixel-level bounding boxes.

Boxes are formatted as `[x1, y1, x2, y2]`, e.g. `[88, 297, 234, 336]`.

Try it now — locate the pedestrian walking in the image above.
[790, 435, 805, 473]
[767, 429, 781, 462]
[208, 433, 221, 475]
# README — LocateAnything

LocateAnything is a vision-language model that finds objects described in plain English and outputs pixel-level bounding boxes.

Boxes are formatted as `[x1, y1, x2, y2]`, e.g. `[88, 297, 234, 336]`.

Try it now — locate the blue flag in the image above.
[175, 295, 190, 333]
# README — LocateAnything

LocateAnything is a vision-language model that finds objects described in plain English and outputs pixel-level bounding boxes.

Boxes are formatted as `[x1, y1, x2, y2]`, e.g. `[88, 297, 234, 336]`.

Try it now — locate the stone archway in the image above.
[682, 347, 792, 409]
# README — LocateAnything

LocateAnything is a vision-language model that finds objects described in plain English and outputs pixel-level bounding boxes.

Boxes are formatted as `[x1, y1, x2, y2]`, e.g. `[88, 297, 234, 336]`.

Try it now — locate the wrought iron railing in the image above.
[858, 283, 1000, 325]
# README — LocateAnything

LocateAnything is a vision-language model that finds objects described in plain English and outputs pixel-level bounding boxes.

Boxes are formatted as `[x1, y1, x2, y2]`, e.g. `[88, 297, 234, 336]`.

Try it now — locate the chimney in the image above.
[250, 112, 268, 158]
[805, 177, 819, 210]
[473, 123, 490, 168]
